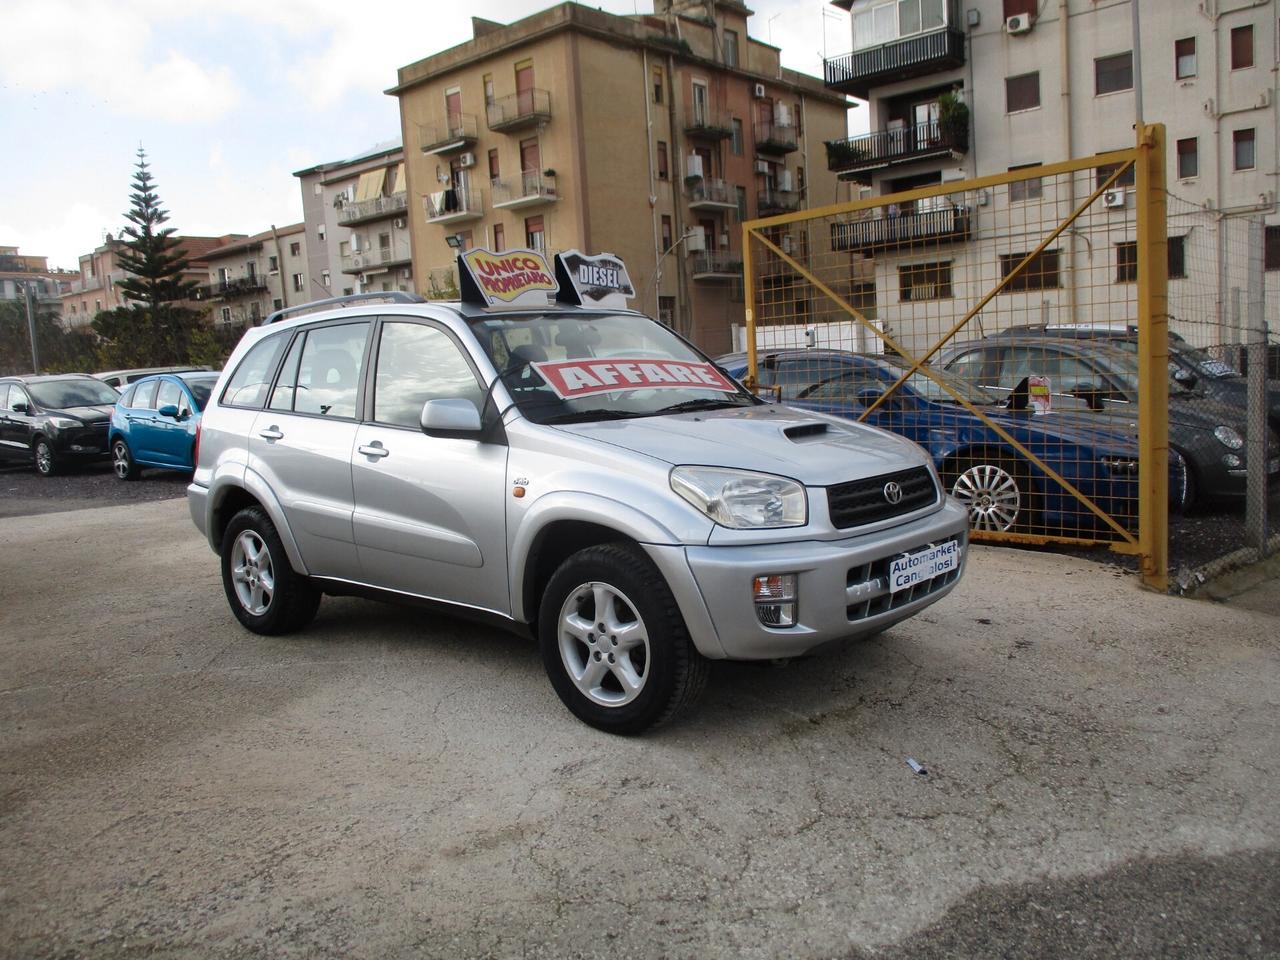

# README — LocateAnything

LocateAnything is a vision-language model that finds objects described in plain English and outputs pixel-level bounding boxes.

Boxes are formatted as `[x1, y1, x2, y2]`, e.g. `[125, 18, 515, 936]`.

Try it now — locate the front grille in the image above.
[845, 538, 964, 622]
[827, 466, 938, 529]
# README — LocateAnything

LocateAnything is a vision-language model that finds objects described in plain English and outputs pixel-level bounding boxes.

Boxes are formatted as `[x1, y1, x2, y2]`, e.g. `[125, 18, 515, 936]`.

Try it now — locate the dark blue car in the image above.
[109, 371, 220, 479]
[718, 349, 1153, 535]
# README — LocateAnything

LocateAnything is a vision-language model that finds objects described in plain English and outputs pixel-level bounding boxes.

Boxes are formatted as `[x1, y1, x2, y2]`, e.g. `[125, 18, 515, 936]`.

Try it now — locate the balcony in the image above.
[491, 170, 558, 209]
[423, 188, 484, 225]
[486, 89, 552, 132]
[685, 176, 738, 212]
[824, 28, 965, 99]
[690, 252, 743, 281]
[337, 192, 408, 226]
[419, 114, 478, 155]
[196, 276, 268, 300]
[685, 109, 734, 140]
[757, 188, 800, 215]
[824, 118, 969, 183]
[831, 204, 972, 253]
[753, 120, 798, 155]
[341, 244, 413, 275]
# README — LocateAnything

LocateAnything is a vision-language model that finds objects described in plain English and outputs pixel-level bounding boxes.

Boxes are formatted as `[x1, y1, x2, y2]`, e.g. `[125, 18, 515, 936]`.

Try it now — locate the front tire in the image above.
[33, 437, 58, 477]
[220, 506, 320, 635]
[538, 543, 708, 735]
[112, 438, 141, 480]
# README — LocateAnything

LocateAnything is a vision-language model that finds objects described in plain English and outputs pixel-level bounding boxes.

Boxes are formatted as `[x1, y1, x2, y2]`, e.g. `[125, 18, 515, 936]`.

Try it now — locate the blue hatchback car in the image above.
[109, 371, 221, 479]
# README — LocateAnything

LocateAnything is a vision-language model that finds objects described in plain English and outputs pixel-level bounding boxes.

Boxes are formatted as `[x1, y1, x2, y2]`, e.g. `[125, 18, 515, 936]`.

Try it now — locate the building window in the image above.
[313, 182, 322, 196]
[1005, 72, 1040, 113]
[736, 186, 747, 222]
[1008, 163, 1043, 202]
[220, 307, 231, 323]
[794, 102, 803, 136]
[1175, 37, 1196, 79]
[1096, 160, 1136, 189]
[289, 241, 301, 256]
[321, 269, 330, 288]
[661, 215, 673, 251]
[1115, 241, 1138, 283]
[723, 29, 739, 67]
[1230, 24, 1254, 69]
[488, 148, 500, 181]
[657, 141, 669, 180]
[1233, 128, 1256, 170]
[731, 118, 744, 155]
[250, 303, 261, 321]
[273, 298, 283, 310]
[493, 222, 505, 252]
[483, 73, 494, 104]
[658, 296, 676, 326]
[1168, 235, 1186, 279]
[1095, 52, 1133, 95]
[652, 66, 664, 104]
[899, 261, 953, 302]
[342, 288, 353, 296]
[525, 215, 544, 252]
[292, 272, 304, 292]
[1176, 138, 1198, 179]
[853, 0, 948, 51]
[268, 255, 278, 272]
[317, 225, 325, 243]
[1003, 0, 1036, 17]
[1264, 227, 1280, 270]
[692, 80, 709, 125]
[1000, 249, 1060, 291]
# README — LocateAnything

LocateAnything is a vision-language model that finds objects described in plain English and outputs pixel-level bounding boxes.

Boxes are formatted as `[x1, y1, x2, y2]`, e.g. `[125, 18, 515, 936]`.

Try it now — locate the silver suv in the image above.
[189, 252, 968, 733]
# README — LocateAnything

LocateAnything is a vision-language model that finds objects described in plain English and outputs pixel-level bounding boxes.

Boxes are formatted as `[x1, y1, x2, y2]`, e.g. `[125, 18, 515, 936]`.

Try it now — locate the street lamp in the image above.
[445, 233, 464, 249]
[647, 229, 699, 326]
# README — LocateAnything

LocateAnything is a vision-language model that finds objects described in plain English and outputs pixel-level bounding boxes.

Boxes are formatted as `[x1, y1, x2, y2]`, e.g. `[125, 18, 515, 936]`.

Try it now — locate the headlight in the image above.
[1214, 425, 1243, 450]
[48, 416, 81, 429]
[670, 466, 807, 528]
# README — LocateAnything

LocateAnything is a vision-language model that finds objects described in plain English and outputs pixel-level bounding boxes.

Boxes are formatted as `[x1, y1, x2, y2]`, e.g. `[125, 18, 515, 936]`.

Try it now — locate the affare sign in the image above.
[459, 248, 558, 308]
[531, 357, 738, 400]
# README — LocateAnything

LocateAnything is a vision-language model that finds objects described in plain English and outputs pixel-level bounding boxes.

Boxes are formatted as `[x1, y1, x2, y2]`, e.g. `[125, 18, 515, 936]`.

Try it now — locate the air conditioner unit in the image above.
[1005, 13, 1032, 34]
[1103, 187, 1127, 209]
[686, 154, 704, 178]
[685, 228, 706, 252]
[458, 152, 476, 168]
[393, 217, 407, 229]
[754, 159, 770, 174]
[752, 83, 767, 98]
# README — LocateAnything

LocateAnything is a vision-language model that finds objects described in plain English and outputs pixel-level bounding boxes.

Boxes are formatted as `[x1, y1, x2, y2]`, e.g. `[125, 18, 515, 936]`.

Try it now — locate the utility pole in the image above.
[23, 282, 40, 374]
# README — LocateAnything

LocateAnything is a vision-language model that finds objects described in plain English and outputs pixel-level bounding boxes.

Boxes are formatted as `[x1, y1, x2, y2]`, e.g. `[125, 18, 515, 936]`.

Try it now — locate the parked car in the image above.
[0, 374, 119, 475]
[718, 349, 1151, 534]
[189, 251, 969, 734]
[95, 365, 212, 389]
[109, 371, 221, 479]
[938, 336, 1280, 509]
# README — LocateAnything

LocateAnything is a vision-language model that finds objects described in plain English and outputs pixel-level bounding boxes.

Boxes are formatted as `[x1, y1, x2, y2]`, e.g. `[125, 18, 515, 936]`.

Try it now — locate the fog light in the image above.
[1223, 453, 1242, 469]
[753, 573, 797, 627]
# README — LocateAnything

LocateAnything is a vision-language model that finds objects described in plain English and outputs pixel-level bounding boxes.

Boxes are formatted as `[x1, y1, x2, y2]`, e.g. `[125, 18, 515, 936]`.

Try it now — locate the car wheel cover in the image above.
[230, 530, 275, 616]
[112, 441, 130, 478]
[556, 581, 651, 708]
[952, 462, 1021, 532]
[35, 442, 52, 474]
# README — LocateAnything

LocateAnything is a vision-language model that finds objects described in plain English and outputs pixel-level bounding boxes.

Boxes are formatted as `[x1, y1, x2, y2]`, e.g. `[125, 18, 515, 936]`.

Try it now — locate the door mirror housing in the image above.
[158, 403, 181, 418]
[12, 402, 29, 414]
[420, 398, 483, 437]
[1172, 367, 1197, 389]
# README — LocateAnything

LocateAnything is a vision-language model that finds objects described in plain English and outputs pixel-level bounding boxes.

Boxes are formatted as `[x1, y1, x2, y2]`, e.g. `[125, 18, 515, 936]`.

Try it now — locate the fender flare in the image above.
[207, 466, 310, 576]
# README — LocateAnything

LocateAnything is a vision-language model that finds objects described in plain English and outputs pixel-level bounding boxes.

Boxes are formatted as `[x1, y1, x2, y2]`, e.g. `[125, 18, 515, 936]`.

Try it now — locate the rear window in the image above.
[183, 377, 217, 411]
[221, 334, 287, 409]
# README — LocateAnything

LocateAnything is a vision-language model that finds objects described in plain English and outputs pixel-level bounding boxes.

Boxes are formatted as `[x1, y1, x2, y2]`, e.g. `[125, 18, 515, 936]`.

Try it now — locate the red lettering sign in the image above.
[531, 358, 738, 399]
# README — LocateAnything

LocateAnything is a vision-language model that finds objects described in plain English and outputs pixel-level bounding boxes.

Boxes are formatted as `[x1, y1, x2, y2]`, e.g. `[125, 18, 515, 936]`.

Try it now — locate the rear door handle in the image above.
[259, 426, 284, 441]
[358, 442, 390, 459]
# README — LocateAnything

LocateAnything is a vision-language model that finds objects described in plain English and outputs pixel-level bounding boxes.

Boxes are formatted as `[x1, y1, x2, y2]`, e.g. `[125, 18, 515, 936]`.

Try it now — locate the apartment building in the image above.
[198, 224, 309, 326]
[822, 0, 1278, 349]
[0, 246, 76, 307]
[293, 141, 415, 301]
[389, 0, 851, 355]
[60, 234, 227, 328]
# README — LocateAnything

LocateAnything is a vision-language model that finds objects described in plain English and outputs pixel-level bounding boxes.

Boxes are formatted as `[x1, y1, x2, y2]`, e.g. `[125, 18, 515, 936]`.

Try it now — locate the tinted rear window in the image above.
[184, 377, 217, 410]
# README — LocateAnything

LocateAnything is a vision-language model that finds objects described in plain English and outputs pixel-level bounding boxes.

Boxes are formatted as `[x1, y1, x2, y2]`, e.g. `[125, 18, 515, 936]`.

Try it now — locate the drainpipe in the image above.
[1059, 0, 1078, 324]
[643, 48, 662, 317]
[668, 51, 692, 339]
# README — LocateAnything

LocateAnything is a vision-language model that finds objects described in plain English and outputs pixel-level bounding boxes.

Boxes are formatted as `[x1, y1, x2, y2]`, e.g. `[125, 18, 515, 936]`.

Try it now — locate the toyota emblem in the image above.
[883, 481, 903, 504]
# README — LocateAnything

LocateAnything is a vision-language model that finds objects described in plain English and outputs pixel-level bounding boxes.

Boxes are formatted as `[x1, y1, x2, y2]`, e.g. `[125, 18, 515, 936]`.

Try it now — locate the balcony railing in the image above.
[690, 252, 743, 280]
[824, 27, 966, 99]
[196, 276, 268, 300]
[757, 188, 800, 215]
[831, 204, 972, 253]
[753, 120, 798, 154]
[341, 244, 413, 275]
[491, 169, 558, 209]
[486, 89, 552, 132]
[419, 114, 479, 154]
[337, 192, 408, 226]
[423, 188, 484, 224]
[686, 176, 738, 211]
[824, 117, 969, 181]
[685, 109, 734, 139]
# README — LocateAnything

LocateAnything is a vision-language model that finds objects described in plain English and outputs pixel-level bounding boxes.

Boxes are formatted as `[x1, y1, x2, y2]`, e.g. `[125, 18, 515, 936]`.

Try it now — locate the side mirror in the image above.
[158, 403, 180, 418]
[1173, 368, 1197, 389]
[420, 398, 483, 437]
[12, 402, 29, 414]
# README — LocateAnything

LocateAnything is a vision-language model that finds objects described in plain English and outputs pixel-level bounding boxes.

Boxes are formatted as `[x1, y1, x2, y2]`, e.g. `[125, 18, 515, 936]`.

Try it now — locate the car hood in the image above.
[950, 404, 1140, 451]
[558, 404, 926, 486]
[57, 405, 115, 423]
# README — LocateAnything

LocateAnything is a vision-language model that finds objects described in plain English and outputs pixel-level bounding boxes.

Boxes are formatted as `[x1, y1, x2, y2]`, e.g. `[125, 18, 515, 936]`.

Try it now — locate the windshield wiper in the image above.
[652, 397, 749, 415]
[543, 408, 642, 424]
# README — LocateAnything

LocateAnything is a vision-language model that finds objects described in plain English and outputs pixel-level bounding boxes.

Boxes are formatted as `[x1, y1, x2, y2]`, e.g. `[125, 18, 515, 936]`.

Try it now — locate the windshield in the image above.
[27, 378, 120, 408]
[181, 375, 219, 411]
[878, 357, 1001, 405]
[469, 311, 757, 423]
[1173, 344, 1240, 379]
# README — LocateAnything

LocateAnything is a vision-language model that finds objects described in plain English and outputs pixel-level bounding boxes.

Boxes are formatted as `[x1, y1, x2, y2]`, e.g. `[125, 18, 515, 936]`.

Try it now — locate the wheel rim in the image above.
[952, 462, 1021, 532]
[112, 442, 130, 478]
[35, 442, 52, 475]
[230, 530, 275, 616]
[556, 581, 651, 708]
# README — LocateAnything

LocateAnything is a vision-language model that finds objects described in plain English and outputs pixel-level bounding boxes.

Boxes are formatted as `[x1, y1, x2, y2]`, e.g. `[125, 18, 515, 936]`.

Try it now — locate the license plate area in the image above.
[889, 540, 960, 593]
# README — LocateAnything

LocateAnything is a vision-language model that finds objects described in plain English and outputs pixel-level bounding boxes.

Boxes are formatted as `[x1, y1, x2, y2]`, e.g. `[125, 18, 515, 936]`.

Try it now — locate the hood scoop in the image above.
[783, 422, 830, 442]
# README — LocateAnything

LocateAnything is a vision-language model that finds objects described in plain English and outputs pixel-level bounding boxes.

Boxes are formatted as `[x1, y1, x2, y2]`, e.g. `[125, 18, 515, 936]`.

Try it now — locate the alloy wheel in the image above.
[556, 581, 651, 708]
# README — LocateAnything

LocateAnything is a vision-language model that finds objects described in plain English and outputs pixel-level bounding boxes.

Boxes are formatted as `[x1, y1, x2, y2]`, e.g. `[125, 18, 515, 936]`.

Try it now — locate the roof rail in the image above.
[262, 290, 425, 325]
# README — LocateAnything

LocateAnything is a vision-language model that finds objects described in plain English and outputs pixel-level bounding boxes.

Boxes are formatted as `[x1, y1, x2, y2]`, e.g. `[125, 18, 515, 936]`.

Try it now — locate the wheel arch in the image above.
[519, 519, 644, 634]
[208, 471, 310, 576]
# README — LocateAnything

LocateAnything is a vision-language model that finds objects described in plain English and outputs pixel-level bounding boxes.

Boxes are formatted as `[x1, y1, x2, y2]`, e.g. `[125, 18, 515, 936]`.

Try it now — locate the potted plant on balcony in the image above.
[938, 92, 969, 149]
[824, 139, 869, 169]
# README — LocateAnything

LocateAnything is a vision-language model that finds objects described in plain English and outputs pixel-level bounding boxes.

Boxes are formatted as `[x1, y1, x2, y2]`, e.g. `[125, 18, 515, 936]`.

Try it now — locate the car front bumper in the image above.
[647, 498, 970, 661]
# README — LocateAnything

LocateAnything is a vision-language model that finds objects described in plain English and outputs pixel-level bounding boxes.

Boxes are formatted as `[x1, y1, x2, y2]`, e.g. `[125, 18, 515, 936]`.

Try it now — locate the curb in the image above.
[1173, 531, 1280, 596]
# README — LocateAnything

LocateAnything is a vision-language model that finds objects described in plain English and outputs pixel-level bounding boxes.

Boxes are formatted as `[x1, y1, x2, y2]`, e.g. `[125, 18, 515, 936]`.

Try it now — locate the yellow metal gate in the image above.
[741, 125, 1169, 589]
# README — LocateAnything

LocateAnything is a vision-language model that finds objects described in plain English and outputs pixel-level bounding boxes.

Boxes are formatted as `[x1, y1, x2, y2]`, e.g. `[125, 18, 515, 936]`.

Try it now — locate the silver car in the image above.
[188, 290, 968, 733]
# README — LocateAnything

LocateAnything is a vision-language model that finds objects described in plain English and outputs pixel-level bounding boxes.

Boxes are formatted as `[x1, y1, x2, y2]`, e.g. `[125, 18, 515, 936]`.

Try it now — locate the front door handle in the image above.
[358, 442, 390, 459]
[259, 426, 284, 441]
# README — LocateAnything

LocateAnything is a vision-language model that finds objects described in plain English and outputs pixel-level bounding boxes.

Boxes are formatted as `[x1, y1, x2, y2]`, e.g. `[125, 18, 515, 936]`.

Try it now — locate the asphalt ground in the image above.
[1, 497, 1277, 959]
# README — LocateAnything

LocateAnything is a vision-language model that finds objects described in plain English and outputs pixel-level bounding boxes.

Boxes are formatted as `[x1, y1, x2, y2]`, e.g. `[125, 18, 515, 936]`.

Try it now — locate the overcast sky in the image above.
[1, 0, 859, 272]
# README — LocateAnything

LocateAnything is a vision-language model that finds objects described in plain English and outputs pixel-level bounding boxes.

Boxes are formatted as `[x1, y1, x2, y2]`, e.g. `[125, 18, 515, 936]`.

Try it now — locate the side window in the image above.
[156, 380, 183, 412]
[944, 349, 989, 385]
[373, 321, 483, 428]
[118, 385, 136, 407]
[10, 386, 31, 411]
[268, 334, 306, 412]
[222, 333, 287, 409]
[294, 322, 370, 419]
[774, 358, 832, 400]
[134, 380, 159, 410]
[0, 385, 10, 411]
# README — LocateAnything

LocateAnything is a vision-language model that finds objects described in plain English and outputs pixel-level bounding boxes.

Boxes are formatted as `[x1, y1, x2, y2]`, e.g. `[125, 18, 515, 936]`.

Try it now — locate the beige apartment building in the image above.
[389, 0, 851, 355]
[821, 0, 1278, 351]
[0, 246, 77, 307]
[198, 223, 309, 326]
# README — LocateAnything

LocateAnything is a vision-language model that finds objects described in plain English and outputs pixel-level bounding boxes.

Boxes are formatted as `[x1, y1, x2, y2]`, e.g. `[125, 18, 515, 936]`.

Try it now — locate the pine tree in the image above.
[115, 146, 200, 310]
